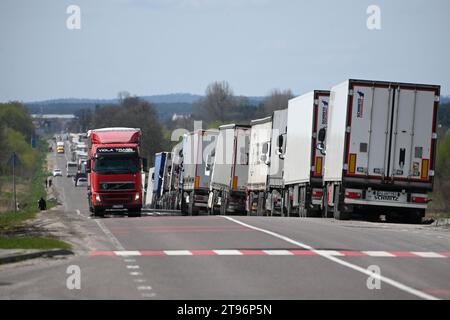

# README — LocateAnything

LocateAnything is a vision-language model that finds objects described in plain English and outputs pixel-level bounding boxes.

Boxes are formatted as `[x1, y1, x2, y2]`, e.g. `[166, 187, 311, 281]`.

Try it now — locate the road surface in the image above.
[1, 148, 450, 300]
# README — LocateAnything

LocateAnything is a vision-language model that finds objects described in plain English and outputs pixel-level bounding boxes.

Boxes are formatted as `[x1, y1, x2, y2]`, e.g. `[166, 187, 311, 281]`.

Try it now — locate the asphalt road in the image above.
[1, 146, 450, 300]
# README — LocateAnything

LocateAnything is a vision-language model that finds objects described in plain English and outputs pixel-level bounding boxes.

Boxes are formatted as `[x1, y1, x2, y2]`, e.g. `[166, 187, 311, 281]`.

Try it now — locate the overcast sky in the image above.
[0, 0, 449, 102]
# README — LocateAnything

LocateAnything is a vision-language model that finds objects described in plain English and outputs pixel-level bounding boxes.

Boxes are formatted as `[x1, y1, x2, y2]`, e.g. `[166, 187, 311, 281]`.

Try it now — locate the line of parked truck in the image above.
[146, 79, 441, 223]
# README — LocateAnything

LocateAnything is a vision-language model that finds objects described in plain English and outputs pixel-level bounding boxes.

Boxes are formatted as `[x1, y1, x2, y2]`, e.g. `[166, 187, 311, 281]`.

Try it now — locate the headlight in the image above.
[135, 192, 140, 201]
[95, 194, 101, 202]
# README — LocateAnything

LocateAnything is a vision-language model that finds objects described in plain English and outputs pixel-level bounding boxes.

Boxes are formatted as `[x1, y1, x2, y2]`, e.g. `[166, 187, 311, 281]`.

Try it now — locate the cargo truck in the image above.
[322, 79, 440, 223]
[181, 130, 218, 215]
[208, 124, 250, 215]
[86, 127, 147, 217]
[144, 167, 155, 208]
[151, 152, 169, 209]
[166, 142, 183, 210]
[283, 90, 330, 217]
[247, 117, 272, 216]
[265, 109, 288, 216]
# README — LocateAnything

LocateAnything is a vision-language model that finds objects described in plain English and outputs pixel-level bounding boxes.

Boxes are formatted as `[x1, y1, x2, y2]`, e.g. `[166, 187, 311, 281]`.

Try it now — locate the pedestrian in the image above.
[45, 178, 48, 188]
[49, 178, 52, 188]
[38, 197, 47, 211]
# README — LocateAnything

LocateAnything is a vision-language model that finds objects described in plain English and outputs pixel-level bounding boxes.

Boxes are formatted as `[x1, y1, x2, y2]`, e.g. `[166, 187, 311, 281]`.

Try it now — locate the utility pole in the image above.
[12, 152, 17, 213]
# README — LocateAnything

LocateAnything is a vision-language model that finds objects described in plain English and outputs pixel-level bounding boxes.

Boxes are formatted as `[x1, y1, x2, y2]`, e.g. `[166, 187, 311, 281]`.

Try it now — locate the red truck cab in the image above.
[87, 127, 147, 217]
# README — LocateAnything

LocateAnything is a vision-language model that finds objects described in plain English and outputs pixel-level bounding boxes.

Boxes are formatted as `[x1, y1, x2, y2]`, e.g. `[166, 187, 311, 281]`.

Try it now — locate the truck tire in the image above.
[333, 185, 350, 220]
[129, 209, 141, 217]
[408, 210, 424, 224]
[188, 193, 198, 216]
[181, 194, 188, 215]
[93, 207, 104, 218]
[220, 193, 228, 215]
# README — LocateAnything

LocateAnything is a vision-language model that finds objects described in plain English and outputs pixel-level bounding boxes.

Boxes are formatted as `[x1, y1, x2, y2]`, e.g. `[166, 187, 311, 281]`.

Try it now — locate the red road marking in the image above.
[144, 228, 254, 233]
[424, 289, 450, 295]
[239, 250, 266, 255]
[190, 250, 216, 255]
[91, 251, 115, 256]
[391, 251, 419, 257]
[140, 251, 165, 255]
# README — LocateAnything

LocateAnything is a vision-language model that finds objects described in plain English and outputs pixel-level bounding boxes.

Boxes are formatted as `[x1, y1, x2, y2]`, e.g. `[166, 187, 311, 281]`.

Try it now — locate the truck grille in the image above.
[100, 182, 135, 191]
[102, 194, 133, 204]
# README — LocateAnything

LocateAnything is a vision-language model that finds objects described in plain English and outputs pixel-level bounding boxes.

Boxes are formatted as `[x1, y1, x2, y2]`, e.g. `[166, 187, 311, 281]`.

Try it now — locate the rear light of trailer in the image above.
[411, 195, 427, 203]
[312, 190, 323, 199]
[345, 190, 362, 199]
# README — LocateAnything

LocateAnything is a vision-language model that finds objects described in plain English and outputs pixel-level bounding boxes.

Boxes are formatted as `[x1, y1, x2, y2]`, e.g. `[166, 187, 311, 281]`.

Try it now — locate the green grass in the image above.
[0, 139, 70, 250]
[0, 236, 71, 250]
[0, 210, 37, 231]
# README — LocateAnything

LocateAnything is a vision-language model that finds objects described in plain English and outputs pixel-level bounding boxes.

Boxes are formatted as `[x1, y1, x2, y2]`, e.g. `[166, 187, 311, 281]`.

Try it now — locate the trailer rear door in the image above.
[346, 82, 438, 184]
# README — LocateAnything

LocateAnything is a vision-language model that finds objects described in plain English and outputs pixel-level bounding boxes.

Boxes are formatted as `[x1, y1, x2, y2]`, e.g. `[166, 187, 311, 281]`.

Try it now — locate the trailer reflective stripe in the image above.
[315, 156, 323, 176]
[349, 153, 357, 174]
[421, 159, 429, 179]
[232, 176, 238, 190]
[194, 176, 200, 189]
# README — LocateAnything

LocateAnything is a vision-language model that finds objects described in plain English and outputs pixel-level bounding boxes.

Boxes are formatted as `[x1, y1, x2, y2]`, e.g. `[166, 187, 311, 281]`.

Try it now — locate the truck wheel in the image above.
[129, 209, 141, 217]
[220, 193, 228, 215]
[93, 208, 104, 218]
[181, 195, 188, 215]
[333, 185, 350, 220]
[408, 210, 424, 224]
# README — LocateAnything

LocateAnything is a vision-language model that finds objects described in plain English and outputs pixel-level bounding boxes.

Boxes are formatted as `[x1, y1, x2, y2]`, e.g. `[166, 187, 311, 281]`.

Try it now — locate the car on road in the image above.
[75, 177, 88, 187]
[52, 168, 62, 177]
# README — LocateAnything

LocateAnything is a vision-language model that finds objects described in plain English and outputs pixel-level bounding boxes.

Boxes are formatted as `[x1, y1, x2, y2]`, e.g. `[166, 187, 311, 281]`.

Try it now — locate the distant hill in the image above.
[25, 93, 264, 121]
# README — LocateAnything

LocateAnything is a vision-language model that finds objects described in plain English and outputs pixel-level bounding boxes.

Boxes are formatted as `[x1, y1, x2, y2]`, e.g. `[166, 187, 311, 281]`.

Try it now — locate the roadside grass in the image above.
[0, 236, 71, 250]
[0, 139, 70, 250]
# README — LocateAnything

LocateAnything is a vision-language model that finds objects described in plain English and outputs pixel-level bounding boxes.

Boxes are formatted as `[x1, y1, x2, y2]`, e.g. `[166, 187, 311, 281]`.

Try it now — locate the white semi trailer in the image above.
[283, 90, 330, 217]
[247, 117, 272, 216]
[181, 130, 218, 215]
[322, 79, 440, 223]
[207, 124, 250, 215]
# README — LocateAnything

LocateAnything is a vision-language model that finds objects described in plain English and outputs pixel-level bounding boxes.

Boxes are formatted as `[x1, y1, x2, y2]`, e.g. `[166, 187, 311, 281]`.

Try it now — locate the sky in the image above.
[0, 0, 449, 102]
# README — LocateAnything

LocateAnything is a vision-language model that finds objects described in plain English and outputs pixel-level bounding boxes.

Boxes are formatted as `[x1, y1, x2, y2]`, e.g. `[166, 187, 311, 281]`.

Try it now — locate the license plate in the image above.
[112, 205, 124, 209]
[373, 191, 400, 201]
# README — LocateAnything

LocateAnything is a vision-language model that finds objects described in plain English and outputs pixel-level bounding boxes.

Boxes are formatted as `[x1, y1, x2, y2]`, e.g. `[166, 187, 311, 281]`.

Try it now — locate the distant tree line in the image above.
[0, 102, 38, 177]
[69, 96, 167, 165]
[192, 81, 293, 127]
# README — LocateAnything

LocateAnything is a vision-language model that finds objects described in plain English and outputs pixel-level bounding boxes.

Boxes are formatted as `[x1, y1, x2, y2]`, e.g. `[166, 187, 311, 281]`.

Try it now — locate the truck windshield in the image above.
[94, 156, 140, 174]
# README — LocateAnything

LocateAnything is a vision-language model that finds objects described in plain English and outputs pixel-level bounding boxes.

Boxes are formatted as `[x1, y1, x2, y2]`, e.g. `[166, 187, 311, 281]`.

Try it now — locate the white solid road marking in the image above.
[363, 251, 396, 257]
[213, 250, 243, 255]
[115, 251, 141, 256]
[164, 250, 193, 256]
[315, 250, 345, 256]
[124, 259, 136, 262]
[223, 216, 439, 301]
[129, 272, 143, 276]
[94, 219, 126, 251]
[263, 250, 293, 255]
[412, 252, 446, 258]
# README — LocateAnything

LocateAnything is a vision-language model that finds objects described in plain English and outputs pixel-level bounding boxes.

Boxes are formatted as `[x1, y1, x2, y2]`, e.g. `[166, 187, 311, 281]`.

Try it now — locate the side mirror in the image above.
[260, 154, 267, 163]
[276, 135, 285, 159]
[318, 127, 326, 143]
[142, 158, 148, 172]
[86, 160, 91, 173]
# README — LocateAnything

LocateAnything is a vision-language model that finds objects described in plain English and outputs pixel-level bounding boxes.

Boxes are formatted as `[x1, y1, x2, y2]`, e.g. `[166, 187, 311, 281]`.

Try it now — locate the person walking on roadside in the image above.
[48, 178, 52, 188]
[38, 197, 47, 211]
[45, 178, 48, 188]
